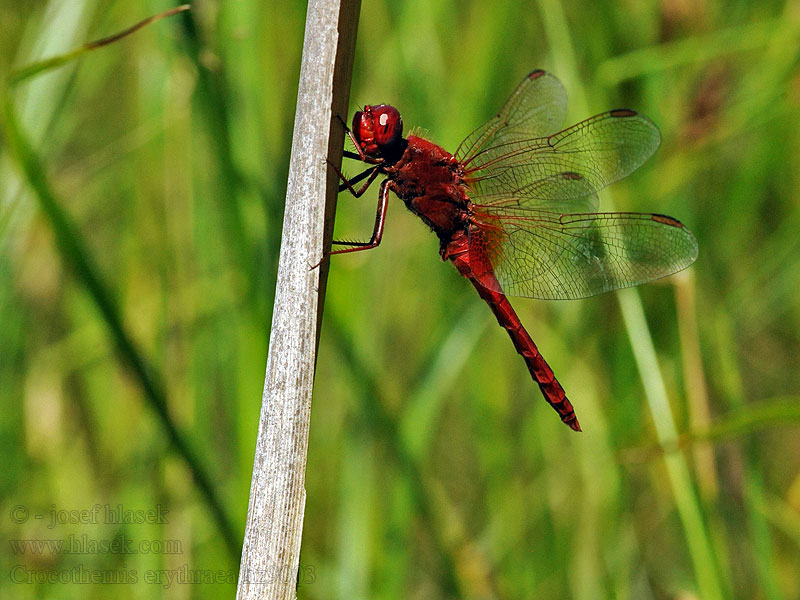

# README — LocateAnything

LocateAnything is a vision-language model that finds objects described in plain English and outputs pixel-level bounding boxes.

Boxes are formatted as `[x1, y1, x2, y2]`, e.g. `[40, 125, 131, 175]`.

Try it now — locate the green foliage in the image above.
[1, 1, 799, 599]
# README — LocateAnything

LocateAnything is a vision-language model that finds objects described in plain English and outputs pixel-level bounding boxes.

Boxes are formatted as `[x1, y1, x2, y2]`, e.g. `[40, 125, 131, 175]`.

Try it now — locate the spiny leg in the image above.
[328, 179, 393, 257]
[330, 161, 381, 197]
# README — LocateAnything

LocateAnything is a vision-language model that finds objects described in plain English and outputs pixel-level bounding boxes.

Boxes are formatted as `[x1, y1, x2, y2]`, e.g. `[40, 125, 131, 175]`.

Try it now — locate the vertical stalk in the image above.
[536, 0, 725, 598]
[235, 1, 360, 599]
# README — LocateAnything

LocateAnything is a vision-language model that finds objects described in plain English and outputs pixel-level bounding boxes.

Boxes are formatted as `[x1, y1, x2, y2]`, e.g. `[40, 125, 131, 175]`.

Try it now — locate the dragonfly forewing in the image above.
[456, 70, 568, 161]
[464, 110, 661, 199]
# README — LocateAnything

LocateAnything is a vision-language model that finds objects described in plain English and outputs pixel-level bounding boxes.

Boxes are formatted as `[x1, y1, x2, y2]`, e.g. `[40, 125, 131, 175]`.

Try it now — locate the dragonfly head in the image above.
[353, 104, 404, 159]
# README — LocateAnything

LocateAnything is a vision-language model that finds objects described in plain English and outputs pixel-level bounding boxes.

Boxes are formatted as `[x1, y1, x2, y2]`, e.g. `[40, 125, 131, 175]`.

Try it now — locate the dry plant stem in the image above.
[9, 5, 191, 86]
[235, 1, 360, 599]
[675, 270, 718, 499]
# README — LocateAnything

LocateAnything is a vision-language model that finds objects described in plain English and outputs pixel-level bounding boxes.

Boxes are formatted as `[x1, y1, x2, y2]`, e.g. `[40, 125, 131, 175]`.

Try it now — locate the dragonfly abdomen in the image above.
[474, 283, 581, 432]
[444, 232, 581, 432]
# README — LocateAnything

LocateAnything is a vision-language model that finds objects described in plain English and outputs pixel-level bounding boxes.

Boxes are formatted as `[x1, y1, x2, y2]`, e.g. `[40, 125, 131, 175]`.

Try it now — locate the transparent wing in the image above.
[463, 109, 661, 202]
[450, 71, 693, 299]
[470, 210, 698, 300]
[455, 70, 568, 161]
[473, 171, 601, 215]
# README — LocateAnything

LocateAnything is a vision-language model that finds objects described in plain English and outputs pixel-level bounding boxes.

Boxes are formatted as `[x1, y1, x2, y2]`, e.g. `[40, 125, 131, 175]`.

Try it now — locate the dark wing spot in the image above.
[651, 214, 684, 228]
[528, 69, 547, 80]
[610, 108, 638, 118]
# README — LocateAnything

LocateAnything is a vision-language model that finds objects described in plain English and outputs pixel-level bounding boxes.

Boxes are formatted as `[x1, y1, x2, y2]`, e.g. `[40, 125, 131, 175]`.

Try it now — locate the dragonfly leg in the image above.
[328, 179, 392, 256]
[329, 161, 381, 196]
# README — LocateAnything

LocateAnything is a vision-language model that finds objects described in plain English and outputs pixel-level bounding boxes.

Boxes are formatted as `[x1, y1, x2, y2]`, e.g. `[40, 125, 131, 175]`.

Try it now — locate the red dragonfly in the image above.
[329, 70, 698, 431]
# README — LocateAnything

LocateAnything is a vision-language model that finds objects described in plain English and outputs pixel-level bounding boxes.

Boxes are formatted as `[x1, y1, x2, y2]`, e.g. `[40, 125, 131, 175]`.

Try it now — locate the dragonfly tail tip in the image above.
[564, 417, 582, 432]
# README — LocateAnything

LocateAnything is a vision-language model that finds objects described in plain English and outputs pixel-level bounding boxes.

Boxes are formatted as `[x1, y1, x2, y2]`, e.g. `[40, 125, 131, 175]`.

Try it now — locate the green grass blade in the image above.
[689, 397, 800, 442]
[596, 18, 795, 87]
[9, 5, 191, 87]
[0, 95, 239, 563]
[536, 1, 726, 597]
[617, 288, 725, 600]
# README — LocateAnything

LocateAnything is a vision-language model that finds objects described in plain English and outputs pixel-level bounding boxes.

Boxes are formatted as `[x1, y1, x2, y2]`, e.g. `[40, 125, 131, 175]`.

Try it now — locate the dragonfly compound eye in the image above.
[370, 105, 403, 148]
[353, 105, 403, 156]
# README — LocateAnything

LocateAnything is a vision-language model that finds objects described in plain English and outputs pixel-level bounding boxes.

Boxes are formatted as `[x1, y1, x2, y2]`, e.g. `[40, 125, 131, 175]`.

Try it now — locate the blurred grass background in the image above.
[2, 0, 800, 598]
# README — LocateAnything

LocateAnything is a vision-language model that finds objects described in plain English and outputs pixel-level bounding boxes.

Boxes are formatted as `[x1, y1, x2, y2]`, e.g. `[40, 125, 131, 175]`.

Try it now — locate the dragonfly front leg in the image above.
[329, 161, 382, 196]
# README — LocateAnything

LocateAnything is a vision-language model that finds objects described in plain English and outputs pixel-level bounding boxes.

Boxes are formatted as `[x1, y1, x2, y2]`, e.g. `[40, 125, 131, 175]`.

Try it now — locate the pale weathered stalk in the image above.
[235, 1, 360, 599]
